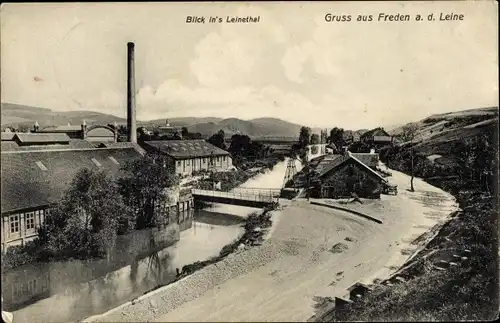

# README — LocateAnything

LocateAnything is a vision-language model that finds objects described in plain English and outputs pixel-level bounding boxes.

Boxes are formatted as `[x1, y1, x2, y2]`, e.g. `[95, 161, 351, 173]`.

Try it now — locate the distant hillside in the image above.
[184, 117, 307, 138]
[1, 103, 310, 138]
[1, 103, 127, 128]
[146, 117, 224, 127]
[390, 106, 498, 161]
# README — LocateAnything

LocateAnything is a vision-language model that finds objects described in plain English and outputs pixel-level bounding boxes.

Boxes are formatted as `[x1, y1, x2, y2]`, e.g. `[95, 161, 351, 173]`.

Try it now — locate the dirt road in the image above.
[85, 167, 457, 322]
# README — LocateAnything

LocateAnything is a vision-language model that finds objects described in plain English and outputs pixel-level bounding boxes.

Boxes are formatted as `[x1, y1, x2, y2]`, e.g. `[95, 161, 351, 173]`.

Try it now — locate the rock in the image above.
[330, 243, 349, 254]
[149, 299, 157, 308]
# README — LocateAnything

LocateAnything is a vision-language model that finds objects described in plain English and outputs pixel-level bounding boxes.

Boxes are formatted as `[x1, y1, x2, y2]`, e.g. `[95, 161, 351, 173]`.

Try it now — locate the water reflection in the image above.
[1, 209, 246, 323]
[2, 157, 305, 322]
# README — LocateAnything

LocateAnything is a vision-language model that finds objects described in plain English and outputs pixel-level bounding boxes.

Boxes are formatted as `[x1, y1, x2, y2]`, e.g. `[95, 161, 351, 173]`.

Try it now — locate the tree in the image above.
[456, 134, 495, 192]
[299, 126, 311, 148]
[181, 127, 189, 138]
[310, 134, 320, 145]
[17, 124, 30, 133]
[229, 134, 252, 156]
[137, 127, 149, 141]
[208, 129, 226, 150]
[117, 125, 128, 136]
[329, 127, 345, 148]
[400, 124, 419, 192]
[400, 123, 419, 143]
[39, 168, 131, 259]
[118, 153, 179, 230]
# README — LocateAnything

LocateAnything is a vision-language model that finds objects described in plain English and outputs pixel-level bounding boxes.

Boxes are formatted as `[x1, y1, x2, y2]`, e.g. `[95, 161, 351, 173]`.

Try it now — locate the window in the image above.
[10, 215, 19, 233]
[109, 156, 120, 165]
[14, 283, 23, 298]
[27, 279, 37, 294]
[26, 212, 35, 230]
[35, 161, 48, 171]
[37, 210, 43, 227]
[223, 156, 226, 162]
[91, 158, 102, 167]
[186, 160, 190, 166]
[203, 158, 206, 164]
[217, 156, 220, 162]
[177, 160, 181, 166]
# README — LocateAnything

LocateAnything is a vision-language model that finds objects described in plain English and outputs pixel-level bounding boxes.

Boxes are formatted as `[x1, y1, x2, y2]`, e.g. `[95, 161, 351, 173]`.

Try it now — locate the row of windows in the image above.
[176, 156, 228, 167]
[13, 278, 43, 298]
[35, 157, 120, 171]
[8, 209, 47, 234]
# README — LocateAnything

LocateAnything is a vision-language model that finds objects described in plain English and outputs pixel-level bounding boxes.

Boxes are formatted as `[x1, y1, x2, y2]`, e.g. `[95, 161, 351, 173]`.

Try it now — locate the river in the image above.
[1, 148, 320, 323]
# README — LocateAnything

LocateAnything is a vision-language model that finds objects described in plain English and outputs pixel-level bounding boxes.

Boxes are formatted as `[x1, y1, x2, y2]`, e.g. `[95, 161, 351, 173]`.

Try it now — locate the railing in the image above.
[192, 188, 281, 203]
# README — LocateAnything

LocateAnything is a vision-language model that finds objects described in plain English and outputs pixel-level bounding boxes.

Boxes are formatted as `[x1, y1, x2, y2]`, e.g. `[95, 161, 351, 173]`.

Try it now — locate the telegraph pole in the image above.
[305, 150, 310, 201]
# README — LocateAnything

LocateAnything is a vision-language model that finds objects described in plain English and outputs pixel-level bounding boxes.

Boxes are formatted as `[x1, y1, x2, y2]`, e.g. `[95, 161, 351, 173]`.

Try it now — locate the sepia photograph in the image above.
[0, 1, 498, 322]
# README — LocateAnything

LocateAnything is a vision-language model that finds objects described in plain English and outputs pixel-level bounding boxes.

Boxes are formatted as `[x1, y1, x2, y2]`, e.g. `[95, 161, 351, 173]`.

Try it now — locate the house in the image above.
[155, 120, 183, 139]
[142, 140, 232, 176]
[34, 120, 117, 143]
[360, 127, 393, 145]
[0, 136, 146, 251]
[309, 152, 389, 199]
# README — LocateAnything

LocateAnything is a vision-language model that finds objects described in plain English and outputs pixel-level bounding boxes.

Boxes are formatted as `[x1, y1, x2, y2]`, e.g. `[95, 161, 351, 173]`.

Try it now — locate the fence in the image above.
[192, 188, 281, 203]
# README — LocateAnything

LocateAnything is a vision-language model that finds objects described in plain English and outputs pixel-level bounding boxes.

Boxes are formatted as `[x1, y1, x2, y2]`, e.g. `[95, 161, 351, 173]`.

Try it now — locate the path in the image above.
[84, 164, 457, 322]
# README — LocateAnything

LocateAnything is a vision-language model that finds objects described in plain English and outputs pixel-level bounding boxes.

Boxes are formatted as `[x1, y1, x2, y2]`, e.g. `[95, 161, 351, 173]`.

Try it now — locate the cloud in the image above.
[133, 4, 305, 121]
[1, 2, 497, 130]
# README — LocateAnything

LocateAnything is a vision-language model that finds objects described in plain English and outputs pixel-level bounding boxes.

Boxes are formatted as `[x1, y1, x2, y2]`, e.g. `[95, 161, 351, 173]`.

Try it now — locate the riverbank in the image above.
[334, 174, 497, 320]
[91, 161, 455, 322]
[82, 203, 278, 323]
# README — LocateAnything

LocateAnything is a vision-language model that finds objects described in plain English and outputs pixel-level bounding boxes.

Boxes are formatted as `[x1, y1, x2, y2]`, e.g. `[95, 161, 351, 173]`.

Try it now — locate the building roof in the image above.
[1, 147, 144, 214]
[86, 127, 114, 137]
[317, 153, 387, 183]
[14, 133, 71, 144]
[351, 153, 379, 168]
[316, 155, 351, 177]
[40, 125, 82, 132]
[1, 132, 15, 141]
[360, 127, 390, 138]
[98, 142, 146, 155]
[347, 282, 373, 292]
[143, 140, 230, 159]
[1, 139, 96, 152]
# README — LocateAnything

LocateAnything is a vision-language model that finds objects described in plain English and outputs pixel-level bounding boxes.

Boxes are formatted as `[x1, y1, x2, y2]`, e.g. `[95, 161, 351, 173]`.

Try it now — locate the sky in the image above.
[1, 1, 498, 129]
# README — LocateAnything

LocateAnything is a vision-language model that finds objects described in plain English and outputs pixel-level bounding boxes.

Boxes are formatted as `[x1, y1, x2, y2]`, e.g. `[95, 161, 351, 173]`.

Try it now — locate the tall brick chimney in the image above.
[127, 42, 137, 143]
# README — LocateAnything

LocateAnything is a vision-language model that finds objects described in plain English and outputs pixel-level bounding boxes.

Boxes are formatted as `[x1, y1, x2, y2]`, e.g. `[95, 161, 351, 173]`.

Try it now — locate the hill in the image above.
[0, 103, 309, 138]
[389, 106, 498, 163]
[145, 117, 224, 127]
[1, 103, 128, 128]
[186, 117, 312, 139]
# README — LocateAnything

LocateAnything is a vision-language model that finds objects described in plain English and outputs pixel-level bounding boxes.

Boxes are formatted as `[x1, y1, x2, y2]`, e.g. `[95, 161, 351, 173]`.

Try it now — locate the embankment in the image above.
[82, 203, 279, 323]
[335, 144, 498, 321]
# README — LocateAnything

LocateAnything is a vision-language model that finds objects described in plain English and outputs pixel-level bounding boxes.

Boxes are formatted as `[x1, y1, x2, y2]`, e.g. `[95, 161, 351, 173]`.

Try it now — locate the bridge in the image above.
[192, 187, 282, 208]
